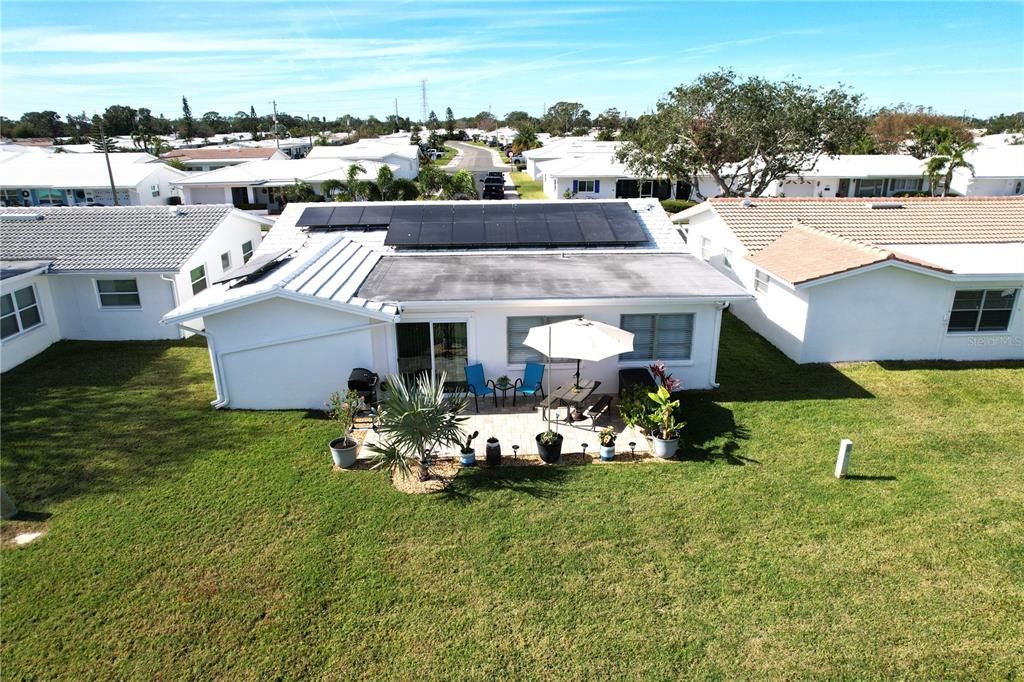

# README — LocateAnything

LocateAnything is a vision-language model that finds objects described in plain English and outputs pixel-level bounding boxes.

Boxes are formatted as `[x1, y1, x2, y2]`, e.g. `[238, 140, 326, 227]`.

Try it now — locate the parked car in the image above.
[510, 154, 524, 164]
[485, 171, 504, 181]
[481, 177, 505, 199]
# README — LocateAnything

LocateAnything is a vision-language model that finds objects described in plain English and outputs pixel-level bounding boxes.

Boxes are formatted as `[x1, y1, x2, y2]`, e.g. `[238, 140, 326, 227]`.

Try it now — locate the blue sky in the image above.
[2, 0, 1022, 122]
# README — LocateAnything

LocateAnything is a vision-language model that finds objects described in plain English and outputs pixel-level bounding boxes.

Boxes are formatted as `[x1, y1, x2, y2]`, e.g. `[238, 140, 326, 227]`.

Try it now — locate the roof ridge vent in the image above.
[168, 205, 186, 217]
[0, 212, 44, 222]
[867, 201, 903, 209]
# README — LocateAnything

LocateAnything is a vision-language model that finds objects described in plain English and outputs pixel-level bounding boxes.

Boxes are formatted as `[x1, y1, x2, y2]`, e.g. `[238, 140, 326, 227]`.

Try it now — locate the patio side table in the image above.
[494, 381, 513, 407]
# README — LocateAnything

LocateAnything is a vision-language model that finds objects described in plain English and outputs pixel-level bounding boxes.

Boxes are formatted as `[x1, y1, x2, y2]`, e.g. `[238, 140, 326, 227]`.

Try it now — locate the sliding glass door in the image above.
[396, 321, 468, 387]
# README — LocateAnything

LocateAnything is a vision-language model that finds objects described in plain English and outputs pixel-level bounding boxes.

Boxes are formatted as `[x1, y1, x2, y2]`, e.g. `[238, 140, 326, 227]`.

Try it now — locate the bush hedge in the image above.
[660, 199, 698, 214]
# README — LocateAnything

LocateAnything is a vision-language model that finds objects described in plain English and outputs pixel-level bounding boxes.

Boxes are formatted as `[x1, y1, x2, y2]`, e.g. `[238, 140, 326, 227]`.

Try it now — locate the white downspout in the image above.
[708, 302, 729, 389]
[159, 274, 184, 339]
[177, 323, 229, 408]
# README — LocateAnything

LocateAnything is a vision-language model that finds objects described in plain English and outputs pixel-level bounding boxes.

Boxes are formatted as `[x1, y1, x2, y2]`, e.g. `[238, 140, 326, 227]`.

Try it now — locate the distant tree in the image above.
[201, 111, 228, 133]
[179, 96, 195, 142]
[980, 111, 1024, 134]
[18, 111, 63, 138]
[101, 105, 137, 136]
[475, 111, 497, 132]
[869, 104, 969, 154]
[444, 107, 455, 136]
[409, 124, 422, 147]
[65, 111, 91, 143]
[164, 158, 187, 171]
[511, 126, 541, 155]
[364, 166, 419, 201]
[321, 163, 368, 202]
[132, 107, 156, 153]
[909, 123, 974, 160]
[443, 169, 477, 200]
[504, 110, 534, 129]
[89, 115, 117, 153]
[248, 105, 260, 140]
[918, 126, 977, 195]
[282, 180, 317, 203]
[542, 102, 588, 135]
[594, 107, 622, 133]
[426, 109, 439, 130]
[416, 164, 448, 198]
[151, 114, 174, 135]
[617, 69, 865, 198]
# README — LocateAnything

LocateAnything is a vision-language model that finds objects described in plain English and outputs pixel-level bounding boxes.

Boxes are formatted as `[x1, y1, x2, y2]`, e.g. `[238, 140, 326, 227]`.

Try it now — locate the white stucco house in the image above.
[0, 205, 270, 372]
[676, 197, 1024, 363]
[773, 155, 933, 198]
[306, 139, 419, 179]
[950, 147, 1024, 197]
[161, 147, 289, 172]
[161, 199, 750, 409]
[172, 158, 398, 213]
[0, 151, 186, 208]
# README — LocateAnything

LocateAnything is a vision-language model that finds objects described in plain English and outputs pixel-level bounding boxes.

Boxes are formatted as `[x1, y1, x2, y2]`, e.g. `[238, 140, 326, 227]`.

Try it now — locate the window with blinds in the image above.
[619, 313, 694, 361]
[507, 315, 578, 364]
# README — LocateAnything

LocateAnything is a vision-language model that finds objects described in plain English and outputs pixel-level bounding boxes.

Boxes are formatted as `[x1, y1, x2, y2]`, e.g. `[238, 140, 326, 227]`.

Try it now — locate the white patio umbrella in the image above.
[524, 317, 634, 395]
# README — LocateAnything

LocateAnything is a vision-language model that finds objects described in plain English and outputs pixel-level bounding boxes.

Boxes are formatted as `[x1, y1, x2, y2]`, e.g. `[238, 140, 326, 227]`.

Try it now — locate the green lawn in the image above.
[432, 143, 457, 166]
[511, 171, 548, 200]
[2, 316, 1022, 679]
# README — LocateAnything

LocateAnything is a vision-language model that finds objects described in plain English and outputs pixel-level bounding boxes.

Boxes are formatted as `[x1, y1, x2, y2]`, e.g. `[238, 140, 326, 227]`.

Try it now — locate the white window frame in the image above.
[190, 264, 208, 295]
[619, 313, 695, 363]
[220, 251, 232, 271]
[890, 177, 922, 193]
[1, 284, 44, 340]
[506, 315, 579, 365]
[95, 278, 142, 309]
[700, 236, 711, 261]
[576, 179, 596, 193]
[722, 248, 733, 269]
[947, 288, 1019, 334]
[241, 240, 254, 263]
[754, 269, 770, 294]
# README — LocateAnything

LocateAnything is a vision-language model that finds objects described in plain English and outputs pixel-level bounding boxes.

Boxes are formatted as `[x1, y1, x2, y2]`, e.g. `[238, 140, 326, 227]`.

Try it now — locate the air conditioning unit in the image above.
[151, 184, 161, 197]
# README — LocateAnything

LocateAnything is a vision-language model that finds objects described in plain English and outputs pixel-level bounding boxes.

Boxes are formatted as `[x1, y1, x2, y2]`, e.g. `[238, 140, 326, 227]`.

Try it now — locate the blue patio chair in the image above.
[465, 363, 497, 412]
[513, 361, 546, 406]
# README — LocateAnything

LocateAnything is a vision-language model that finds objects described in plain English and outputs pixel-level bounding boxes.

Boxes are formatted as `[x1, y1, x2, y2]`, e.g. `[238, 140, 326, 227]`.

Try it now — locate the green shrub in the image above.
[660, 199, 697, 214]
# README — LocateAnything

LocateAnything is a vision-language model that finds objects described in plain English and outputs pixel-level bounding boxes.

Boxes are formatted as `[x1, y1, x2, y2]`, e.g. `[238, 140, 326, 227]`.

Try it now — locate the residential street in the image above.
[444, 141, 518, 199]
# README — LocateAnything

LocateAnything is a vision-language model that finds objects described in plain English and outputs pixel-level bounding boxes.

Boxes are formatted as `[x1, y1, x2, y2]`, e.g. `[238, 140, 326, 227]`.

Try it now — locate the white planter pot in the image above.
[599, 445, 615, 461]
[651, 435, 678, 459]
[330, 437, 359, 468]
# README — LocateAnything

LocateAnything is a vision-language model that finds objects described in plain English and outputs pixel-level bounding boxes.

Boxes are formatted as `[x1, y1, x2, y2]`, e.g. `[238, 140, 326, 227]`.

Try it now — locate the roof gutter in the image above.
[176, 324, 230, 408]
[397, 295, 752, 310]
[708, 301, 730, 389]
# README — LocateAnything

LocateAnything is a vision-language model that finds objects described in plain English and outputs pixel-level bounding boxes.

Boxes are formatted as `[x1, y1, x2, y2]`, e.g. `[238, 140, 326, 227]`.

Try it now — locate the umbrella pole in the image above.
[547, 326, 553, 433]
[574, 359, 581, 390]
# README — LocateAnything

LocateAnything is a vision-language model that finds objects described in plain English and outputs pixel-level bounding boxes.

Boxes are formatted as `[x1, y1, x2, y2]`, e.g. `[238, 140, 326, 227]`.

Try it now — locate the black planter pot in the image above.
[535, 432, 564, 464]
[485, 440, 501, 465]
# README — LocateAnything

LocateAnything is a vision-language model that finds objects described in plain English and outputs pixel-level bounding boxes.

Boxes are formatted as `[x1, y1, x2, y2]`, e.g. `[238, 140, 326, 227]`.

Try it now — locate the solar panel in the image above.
[212, 249, 290, 284]
[328, 205, 364, 226]
[296, 206, 335, 227]
[380, 201, 649, 249]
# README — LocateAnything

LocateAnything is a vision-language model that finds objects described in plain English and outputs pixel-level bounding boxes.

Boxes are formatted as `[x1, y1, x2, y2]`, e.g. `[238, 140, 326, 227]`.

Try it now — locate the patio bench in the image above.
[583, 395, 613, 430]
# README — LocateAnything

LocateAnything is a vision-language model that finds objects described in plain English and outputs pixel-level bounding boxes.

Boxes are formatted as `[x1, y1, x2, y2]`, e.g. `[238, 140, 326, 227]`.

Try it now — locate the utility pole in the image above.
[270, 100, 280, 149]
[394, 98, 400, 132]
[420, 79, 428, 125]
[307, 114, 314, 148]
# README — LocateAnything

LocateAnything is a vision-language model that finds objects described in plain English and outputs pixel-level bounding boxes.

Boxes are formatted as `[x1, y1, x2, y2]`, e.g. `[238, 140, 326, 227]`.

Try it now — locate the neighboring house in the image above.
[774, 155, 932, 198]
[172, 158, 398, 213]
[161, 147, 288, 172]
[306, 139, 419, 179]
[676, 197, 1024, 363]
[0, 205, 271, 371]
[0, 151, 186, 207]
[161, 199, 750, 409]
[950, 147, 1024, 197]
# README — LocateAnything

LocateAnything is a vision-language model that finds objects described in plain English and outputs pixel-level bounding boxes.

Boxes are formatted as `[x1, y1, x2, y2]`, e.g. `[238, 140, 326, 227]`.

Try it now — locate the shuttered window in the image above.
[507, 315, 578, 364]
[948, 289, 1018, 333]
[620, 314, 694, 361]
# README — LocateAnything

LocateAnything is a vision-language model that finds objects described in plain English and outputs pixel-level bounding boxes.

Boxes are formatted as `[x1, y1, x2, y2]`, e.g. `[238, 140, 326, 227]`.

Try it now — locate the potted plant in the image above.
[460, 430, 479, 467]
[326, 389, 363, 468]
[647, 385, 682, 459]
[495, 375, 511, 389]
[536, 429, 563, 464]
[485, 436, 501, 465]
[598, 426, 617, 461]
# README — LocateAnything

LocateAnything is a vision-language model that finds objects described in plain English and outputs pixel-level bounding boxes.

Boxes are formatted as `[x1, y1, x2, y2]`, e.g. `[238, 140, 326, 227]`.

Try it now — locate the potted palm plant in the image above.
[598, 426, 617, 461]
[536, 430, 563, 464]
[326, 389, 363, 468]
[460, 431, 479, 467]
[366, 371, 468, 482]
[647, 385, 683, 459]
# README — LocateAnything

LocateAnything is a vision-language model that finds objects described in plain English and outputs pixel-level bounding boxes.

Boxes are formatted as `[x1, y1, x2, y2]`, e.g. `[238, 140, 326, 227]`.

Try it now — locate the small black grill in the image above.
[347, 368, 379, 404]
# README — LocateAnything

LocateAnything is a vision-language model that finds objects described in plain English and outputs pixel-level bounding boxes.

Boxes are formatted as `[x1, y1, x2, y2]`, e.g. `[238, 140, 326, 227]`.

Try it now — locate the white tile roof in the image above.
[162, 234, 398, 324]
[172, 158, 397, 187]
[0, 205, 262, 272]
[536, 152, 631, 178]
[792, 154, 928, 178]
[0, 151, 183, 189]
[306, 140, 419, 162]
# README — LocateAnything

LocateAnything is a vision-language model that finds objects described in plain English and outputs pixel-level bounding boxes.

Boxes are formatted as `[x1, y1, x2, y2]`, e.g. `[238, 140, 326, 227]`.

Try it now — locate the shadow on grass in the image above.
[1, 339, 252, 509]
[713, 313, 874, 402]
[677, 397, 758, 465]
[844, 474, 897, 481]
[877, 359, 1024, 372]
[440, 465, 576, 505]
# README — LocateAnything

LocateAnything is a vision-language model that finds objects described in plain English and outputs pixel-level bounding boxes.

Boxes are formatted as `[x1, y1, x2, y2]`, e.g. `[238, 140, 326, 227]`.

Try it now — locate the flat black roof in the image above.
[357, 253, 751, 302]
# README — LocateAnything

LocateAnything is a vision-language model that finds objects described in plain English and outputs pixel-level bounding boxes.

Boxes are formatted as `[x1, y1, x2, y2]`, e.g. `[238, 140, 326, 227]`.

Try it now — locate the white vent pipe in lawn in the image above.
[835, 439, 853, 479]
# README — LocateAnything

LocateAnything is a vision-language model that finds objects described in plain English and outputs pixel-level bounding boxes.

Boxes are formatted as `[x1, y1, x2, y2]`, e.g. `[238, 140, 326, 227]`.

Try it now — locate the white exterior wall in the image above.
[131, 164, 185, 205]
[0, 273, 62, 372]
[204, 298, 387, 409]
[544, 176, 619, 200]
[184, 187, 232, 204]
[48, 273, 180, 340]
[953, 176, 1024, 197]
[174, 213, 266, 307]
[802, 268, 1024, 362]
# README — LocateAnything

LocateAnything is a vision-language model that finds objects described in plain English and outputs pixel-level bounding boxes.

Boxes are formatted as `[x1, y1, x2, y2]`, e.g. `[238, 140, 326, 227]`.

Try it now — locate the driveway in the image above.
[444, 141, 518, 200]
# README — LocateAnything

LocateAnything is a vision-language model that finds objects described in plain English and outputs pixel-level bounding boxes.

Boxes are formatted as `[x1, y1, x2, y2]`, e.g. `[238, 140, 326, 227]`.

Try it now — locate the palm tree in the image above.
[366, 372, 468, 481]
[363, 165, 419, 201]
[922, 130, 977, 196]
[281, 180, 316, 203]
[321, 163, 368, 202]
[511, 128, 539, 155]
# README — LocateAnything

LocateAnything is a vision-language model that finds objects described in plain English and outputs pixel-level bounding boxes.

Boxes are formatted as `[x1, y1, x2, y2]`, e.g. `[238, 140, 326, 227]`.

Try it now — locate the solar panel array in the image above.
[297, 203, 648, 248]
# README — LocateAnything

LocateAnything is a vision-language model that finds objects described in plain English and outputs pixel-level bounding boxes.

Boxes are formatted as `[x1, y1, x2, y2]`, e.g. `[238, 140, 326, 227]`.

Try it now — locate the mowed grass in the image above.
[511, 171, 549, 199]
[2, 316, 1023, 679]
